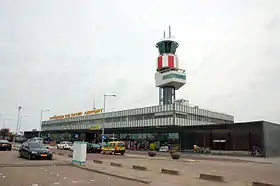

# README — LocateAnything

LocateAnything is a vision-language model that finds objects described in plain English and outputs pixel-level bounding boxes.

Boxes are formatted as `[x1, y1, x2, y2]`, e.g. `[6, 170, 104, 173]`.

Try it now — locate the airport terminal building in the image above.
[25, 28, 280, 157]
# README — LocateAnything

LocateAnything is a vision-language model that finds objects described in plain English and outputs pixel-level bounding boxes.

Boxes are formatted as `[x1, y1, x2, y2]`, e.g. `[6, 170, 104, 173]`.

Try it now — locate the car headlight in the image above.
[31, 151, 37, 154]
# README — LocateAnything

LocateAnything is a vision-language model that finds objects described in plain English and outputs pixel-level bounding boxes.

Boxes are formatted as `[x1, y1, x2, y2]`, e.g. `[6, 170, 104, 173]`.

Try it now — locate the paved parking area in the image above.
[0, 151, 145, 186]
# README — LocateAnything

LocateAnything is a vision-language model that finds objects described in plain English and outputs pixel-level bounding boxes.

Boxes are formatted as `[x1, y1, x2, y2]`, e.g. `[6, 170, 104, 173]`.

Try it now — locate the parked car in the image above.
[87, 143, 102, 153]
[31, 137, 44, 143]
[159, 146, 169, 152]
[102, 141, 125, 155]
[0, 139, 12, 151]
[19, 141, 53, 160]
[57, 141, 72, 150]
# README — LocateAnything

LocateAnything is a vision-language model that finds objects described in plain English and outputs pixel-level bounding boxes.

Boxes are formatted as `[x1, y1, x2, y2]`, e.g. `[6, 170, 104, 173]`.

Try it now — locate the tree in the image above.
[0, 128, 10, 137]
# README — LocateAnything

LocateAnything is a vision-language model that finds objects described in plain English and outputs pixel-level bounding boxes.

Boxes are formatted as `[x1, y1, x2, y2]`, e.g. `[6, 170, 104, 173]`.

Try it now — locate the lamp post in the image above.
[15, 106, 22, 134]
[39, 109, 50, 137]
[101, 94, 116, 144]
[19, 115, 28, 134]
[2, 118, 11, 129]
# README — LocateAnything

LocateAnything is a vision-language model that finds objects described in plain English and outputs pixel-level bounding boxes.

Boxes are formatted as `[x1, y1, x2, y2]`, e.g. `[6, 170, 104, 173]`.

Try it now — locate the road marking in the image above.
[89, 179, 95, 182]
[71, 181, 77, 183]
[2, 176, 6, 179]
[63, 177, 67, 180]
[0, 173, 2, 175]
[54, 182, 60, 185]
[30, 184, 39, 186]
[56, 174, 60, 176]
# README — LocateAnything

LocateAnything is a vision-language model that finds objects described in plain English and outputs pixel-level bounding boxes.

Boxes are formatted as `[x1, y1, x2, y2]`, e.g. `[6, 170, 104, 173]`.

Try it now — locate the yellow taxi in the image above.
[102, 141, 125, 155]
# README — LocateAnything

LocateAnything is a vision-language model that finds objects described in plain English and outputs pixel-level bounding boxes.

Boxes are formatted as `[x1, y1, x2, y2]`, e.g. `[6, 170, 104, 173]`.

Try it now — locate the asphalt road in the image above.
[0, 151, 145, 186]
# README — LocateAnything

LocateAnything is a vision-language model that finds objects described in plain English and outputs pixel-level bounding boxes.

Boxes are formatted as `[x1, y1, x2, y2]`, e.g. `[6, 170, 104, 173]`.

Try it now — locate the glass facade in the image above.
[157, 41, 178, 55]
[104, 132, 179, 150]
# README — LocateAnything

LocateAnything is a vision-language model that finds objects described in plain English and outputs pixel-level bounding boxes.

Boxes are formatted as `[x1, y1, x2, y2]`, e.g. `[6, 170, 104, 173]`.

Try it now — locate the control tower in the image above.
[155, 26, 186, 105]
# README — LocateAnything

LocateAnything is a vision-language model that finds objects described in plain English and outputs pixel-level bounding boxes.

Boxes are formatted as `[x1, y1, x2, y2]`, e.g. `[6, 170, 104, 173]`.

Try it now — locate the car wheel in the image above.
[19, 151, 22, 158]
[28, 153, 32, 160]
[121, 152, 124, 155]
[102, 151, 105, 154]
[48, 157, 53, 160]
[8, 147, 11, 151]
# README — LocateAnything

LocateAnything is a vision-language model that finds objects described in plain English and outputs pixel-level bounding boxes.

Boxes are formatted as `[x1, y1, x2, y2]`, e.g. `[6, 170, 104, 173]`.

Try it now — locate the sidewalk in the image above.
[54, 152, 280, 186]
[127, 150, 280, 164]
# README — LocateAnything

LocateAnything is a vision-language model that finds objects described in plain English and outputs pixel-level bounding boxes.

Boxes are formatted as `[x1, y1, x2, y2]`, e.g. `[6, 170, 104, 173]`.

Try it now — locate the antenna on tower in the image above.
[169, 25, 171, 38]
[163, 31, 166, 38]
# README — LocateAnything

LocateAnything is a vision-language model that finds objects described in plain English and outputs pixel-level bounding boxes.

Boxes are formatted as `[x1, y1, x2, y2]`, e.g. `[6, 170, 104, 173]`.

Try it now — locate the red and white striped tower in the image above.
[155, 26, 186, 105]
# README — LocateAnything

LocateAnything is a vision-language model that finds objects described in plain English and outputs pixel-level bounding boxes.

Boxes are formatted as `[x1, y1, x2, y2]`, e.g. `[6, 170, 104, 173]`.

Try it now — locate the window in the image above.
[163, 74, 186, 80]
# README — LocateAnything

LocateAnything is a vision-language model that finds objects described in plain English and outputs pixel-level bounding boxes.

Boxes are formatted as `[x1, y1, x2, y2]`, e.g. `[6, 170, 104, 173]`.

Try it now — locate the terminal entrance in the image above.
[85, 132, 100, 143]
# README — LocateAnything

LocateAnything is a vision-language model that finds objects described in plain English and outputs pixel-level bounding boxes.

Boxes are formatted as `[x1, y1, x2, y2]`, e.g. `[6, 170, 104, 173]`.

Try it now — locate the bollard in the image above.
[110, 162, 122, 167]
[199, 174, 224, 182]
[252, 181, 279, 186]
[132, 165, 147, 171]
[161, 168, 180, 175]
[93, 160, 103, 164]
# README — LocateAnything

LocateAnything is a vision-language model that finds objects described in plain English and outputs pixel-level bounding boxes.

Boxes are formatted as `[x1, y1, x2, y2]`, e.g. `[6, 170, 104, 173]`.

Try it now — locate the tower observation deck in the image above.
[155, 26, 186, 105]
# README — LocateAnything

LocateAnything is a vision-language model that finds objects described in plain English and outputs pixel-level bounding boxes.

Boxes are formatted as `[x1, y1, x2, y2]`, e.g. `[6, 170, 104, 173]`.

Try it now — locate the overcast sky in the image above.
[0, 0, 280, 132]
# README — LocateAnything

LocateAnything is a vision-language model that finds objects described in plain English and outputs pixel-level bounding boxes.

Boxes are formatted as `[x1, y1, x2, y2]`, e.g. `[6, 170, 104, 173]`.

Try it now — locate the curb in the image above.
[132, 165, 147, 171]
[126, 154, 196, 163]
[93, 160, 103, 164]
[161, 168, 180, 175]
[110, 162, 122, 167]
[252, 181, 279, 186]
[73, 165, 151, 184]
[199, 173, 225, 182]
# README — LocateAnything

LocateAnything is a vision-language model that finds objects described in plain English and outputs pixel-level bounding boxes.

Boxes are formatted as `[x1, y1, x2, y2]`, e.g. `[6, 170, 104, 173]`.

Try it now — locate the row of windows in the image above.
[163, 74, 186, 80]
[44, 104, 233, 125]
[113, 132, 179, 140]
[176, 114, 230, 123]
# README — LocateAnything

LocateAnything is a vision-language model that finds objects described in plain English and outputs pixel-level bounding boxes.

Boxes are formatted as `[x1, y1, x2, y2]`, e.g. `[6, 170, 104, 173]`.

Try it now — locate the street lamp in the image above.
[2, 118, 12, 129]
[102, 94, 116, 144]
[16, 106, 22, 134]
[19, 115, 28, 133]
[39, 109, 50, 137]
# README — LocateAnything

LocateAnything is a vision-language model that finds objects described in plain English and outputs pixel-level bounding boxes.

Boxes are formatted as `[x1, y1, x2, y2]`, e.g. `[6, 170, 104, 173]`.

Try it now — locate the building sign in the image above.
[49, 108, 103, 120]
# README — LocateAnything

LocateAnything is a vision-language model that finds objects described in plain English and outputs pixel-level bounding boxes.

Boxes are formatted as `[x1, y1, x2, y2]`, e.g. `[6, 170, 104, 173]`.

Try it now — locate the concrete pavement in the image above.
[0, 151, 145, 186]
[53, 150, 280, 186]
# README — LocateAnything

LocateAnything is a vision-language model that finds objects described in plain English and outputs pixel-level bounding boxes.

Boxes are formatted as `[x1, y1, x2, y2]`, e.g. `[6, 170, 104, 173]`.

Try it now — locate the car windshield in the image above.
[29, 143, 45, 149]
[0, 140, 9, 143]
[118, 143, 125, 147]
